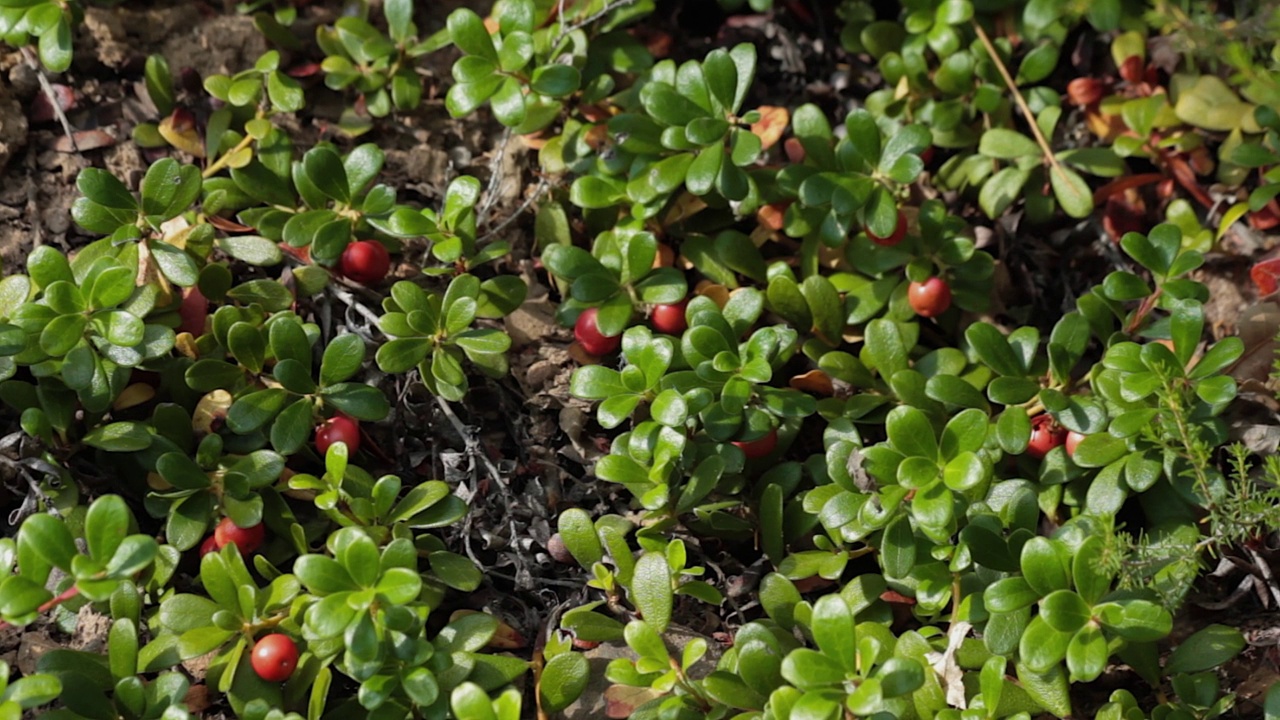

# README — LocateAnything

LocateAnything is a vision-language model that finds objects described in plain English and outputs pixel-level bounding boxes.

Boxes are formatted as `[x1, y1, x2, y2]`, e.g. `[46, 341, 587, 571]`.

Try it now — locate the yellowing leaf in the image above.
[1173, 75, 1261, 133]
[158, 108, 206, 158]
[750, 106, 789, 150]
[113, 383, 156, 411]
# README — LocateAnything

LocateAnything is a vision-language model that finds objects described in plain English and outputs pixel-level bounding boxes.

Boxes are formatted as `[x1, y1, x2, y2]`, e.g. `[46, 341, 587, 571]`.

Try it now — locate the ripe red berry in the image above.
[731, 427, 778, 460]
[1065, 431, 1086, 458]
[213, 517, 265, 554]
[908, 277, 952, 318]
[867, 211, 907, 246]
[199, 536, 218, 557]
[339, 240, 391, 284]
[651, 300, 689, 335]
[178, 286, 209, 336]
[250, 634, 299, 683]
[574, 307, 621, 357]
[315, 415, 361, 455]
[1027, 415, 1067, 460]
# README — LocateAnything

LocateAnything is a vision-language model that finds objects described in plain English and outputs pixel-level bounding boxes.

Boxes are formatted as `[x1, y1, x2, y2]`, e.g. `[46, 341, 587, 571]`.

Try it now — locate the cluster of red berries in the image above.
[572, 298, 690, 358]
[1027, 414, 1086, 459]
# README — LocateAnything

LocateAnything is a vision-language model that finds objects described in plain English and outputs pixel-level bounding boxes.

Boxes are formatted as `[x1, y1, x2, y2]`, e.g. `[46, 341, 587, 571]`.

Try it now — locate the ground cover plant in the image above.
[2, 0, 1280, 718]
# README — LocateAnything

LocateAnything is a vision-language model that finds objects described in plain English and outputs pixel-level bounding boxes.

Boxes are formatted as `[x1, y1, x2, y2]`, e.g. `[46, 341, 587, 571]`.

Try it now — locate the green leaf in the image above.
[18, 514, 77, 573]
[447, 8, 497, 61]
[881, 516, 915, 579]
[1164, 625, 1245, 674]
[979, 129, 1041, 159]
[1072, 536, 1113, 606]
[84, 495, 128, 563]
[28, 246, 75, 289]
[556, 509, 603, 568]
[1020, 537, 1069, 595]
[885, 406, 937, 459]
[267, 71, 304, 112]
[630, 553, 673, 633]
[811, 595, 857, 672]
[295, 555, 358, 594]
[38, 18, 72, 73]
[320, 334, 365, 386]
[1050, 166, 1093, 219]
[302, 147, 351, 203]
[217, 235, 283, 266]
[77, 168, 137, 210]
[1019, 615, 1072, 672]
[271, 398, 314, 456]
[530, 65, 580, 98]
[1096, 599, 1171, 642]
[979, 167, 1030, 218]
[1071, 433, 1127, 468]
[540, 653, 588, 713]
[140, 159, 202, 220]
[226, 388, 288, 434]
[83, 422, 153, 452]
[322, 382, 390, 421]
[1066, 622, 1107, 682]
[1039, 590, 1092, 633]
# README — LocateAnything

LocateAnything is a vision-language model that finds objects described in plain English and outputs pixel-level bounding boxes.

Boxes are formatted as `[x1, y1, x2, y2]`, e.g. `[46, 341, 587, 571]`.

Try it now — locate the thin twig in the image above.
[971, 21, 1090, 209]
[971, 22, 1059, 169]
[21, 47, 77, 151]
[478, 176, 550, 245]
[0, 585, 80, 632]
[477, 128, 513, 227]
[557, 0, 639, 42]
[1245, 545, 1280, 608]
[434, 396, 507, 488]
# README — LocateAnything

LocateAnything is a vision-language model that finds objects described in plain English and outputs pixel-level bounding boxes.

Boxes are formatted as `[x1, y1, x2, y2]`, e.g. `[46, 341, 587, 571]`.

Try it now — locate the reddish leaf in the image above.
[750, 106, 789, 150]
[30, 84, 75, 123]
[604, 686, 663, 719]
[208, 216, 253, 232]
[1066, 78, 1104, 106]
[1092, 173, 1163, 205]
[286, 62, 322, 78]
[1251, 258, 1280, 296]
[53, 129, 116, 153]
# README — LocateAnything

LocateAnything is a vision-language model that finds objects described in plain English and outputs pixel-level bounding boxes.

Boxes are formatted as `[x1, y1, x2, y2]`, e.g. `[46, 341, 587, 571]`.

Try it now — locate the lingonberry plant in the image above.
[1, 0, 1279, 719]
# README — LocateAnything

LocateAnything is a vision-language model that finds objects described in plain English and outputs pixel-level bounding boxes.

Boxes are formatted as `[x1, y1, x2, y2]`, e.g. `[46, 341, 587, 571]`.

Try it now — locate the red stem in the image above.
[0, 585, 81, 632]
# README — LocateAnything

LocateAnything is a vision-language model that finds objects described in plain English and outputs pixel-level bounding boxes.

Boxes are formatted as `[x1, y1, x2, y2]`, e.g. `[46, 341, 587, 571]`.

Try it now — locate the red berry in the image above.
[867, 211, 908, 246]
[213, 517, 265, 554]
[1027, 415, 1067, 460]
[1065, 431, 1086, 458]
[908, 277, 952, 318]
[315, 415, 361, 455]
[919, 146, 936, 166]
[250, 634, 299, 683]
[731, 427, 778, 460]
[574, 307, 621, 357]
[339, 240, 391, 284]
[651, 300, 689, 335]
[199, 536, 218, 557]
[178, 286, 209, 336]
